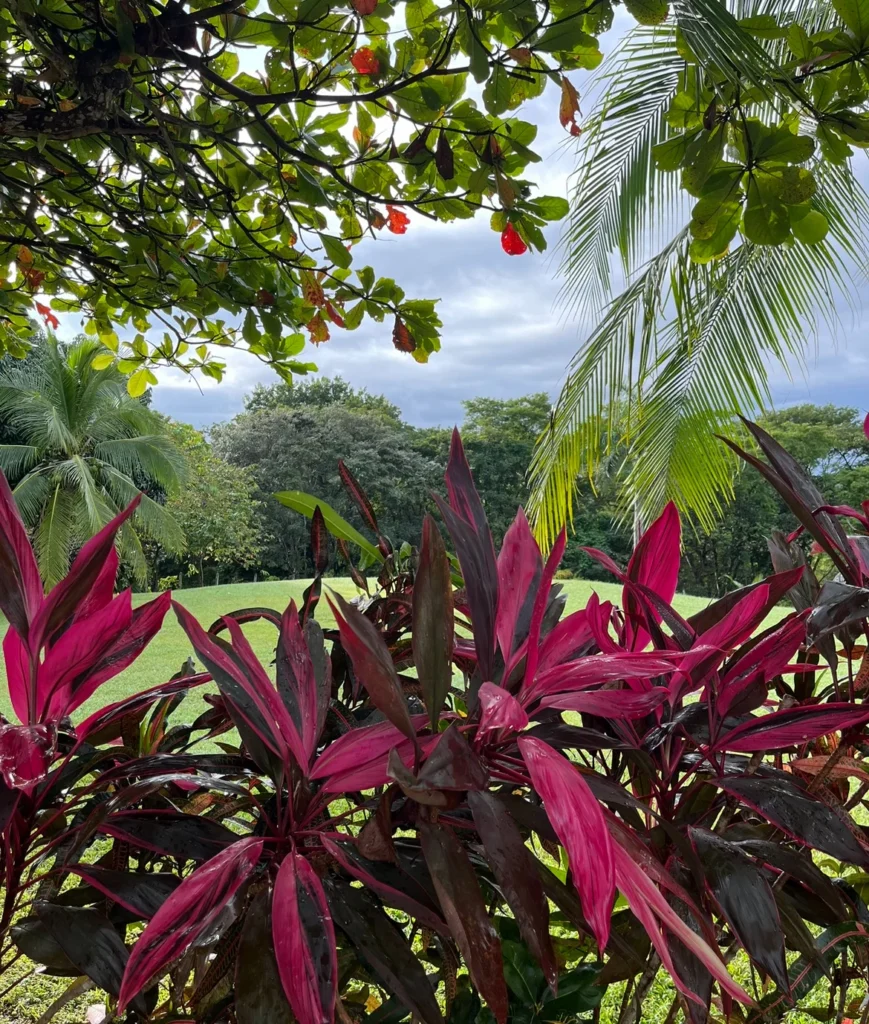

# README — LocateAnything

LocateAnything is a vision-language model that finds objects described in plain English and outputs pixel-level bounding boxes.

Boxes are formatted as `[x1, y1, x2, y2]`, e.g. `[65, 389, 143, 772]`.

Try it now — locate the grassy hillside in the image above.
[0, 577, 717, 725]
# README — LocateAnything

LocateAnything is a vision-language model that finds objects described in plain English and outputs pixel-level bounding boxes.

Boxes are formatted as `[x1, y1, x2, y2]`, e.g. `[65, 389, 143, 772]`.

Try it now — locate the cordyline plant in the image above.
[2, 426, 869, 1024]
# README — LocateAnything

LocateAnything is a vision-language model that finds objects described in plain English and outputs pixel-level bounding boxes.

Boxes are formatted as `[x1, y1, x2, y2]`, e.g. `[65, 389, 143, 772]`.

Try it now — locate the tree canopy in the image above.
[529, 0, 869, 542]
[244, 374, 402, 422]
[0, 0, 621, 385]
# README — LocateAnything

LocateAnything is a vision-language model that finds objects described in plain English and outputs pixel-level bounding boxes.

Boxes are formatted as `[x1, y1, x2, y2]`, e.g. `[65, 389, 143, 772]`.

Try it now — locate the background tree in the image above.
[529, 3, 869, 543]
[0, 337, 186, 585]
[158, 422, 262, 586]
[212, 405, 441, 577]
[244, 376, 402, 425]
[0, 0, 619, 384]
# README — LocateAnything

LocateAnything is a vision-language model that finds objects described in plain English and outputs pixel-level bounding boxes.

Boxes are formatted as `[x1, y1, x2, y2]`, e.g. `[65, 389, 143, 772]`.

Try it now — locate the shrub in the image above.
[1, 425, 869, 1023]
[554, 568, 574, 580]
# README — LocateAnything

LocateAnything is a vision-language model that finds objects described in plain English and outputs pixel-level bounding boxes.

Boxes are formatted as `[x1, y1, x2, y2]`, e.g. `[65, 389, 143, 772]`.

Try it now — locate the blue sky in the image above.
[145, 23, 869, 432]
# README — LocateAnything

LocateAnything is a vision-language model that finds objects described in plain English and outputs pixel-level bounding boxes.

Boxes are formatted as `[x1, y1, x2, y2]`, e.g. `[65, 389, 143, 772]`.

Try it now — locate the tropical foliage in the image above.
[4, 423, 869, 1023]
[0, 337, 185, 586]
[0, 0, 620, 382]
[529, 0, 869, 541]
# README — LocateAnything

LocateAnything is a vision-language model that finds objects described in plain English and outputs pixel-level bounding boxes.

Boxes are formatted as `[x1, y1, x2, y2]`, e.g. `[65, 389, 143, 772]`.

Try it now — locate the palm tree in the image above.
[0, 337, 186, 587]
[528, 1, 869, 545]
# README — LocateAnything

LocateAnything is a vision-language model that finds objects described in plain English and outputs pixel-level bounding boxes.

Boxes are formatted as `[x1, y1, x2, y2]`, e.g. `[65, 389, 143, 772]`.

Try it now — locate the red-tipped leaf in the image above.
[413, 515, 454, 729]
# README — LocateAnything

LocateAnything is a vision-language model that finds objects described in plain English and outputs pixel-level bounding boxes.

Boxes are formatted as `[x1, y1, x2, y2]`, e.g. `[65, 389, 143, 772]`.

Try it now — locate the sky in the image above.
[133, 20, 869, 431]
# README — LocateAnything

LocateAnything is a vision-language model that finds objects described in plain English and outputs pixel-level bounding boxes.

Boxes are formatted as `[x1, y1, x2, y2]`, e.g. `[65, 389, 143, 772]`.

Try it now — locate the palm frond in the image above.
[92, 436, 187, 491]
[35, 484, 77, 589]
[0, 445, 39, 480]
[99, 463, 186, 555]
[558, 25, 685, 320]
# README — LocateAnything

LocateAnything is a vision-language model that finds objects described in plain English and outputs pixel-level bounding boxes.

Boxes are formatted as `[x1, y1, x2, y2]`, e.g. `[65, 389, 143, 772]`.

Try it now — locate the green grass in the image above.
[0, 577, 719, 725]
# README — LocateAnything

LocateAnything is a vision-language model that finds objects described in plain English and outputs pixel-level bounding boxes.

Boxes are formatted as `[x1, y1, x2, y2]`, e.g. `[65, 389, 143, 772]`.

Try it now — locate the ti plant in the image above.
[2, 427, 869, 1023]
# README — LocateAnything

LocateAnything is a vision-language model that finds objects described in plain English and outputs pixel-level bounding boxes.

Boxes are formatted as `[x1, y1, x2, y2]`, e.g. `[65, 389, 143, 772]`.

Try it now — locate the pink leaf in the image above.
[118, 837, 262, 1013]
[39, 591, 133, 720]
[310, 715, 429, 782]
[0, 722, 56, 788]
[273, 852, 337, 1024]
[518, 736, 614, 950]
[715, 702, 869, 753]
[540, 687, 668, 720]
[669, 585, 771, 703]
[30, 496, 141, 652]
[585, 593, 619, 652]
[478, 682, 528, 738]
[537, 608, 593, 674]
[276, 601, 321, 768]
[319, 734, 440, 794]
[716, 614, 807, 718]
[0, 470, 42, 640]
[612, 843, 751, 1005]
[3, 627, 29, 723]
[531, 651, 685, 700]
[624, 503, 682, 651]
[495, 509, 542, 667]
[74, 548, 119, 622]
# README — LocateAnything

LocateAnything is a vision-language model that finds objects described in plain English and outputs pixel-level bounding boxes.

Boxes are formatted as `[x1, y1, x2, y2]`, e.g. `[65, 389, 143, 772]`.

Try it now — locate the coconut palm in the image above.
[0, 337, 186, 587]
[528, 1, 869, 545]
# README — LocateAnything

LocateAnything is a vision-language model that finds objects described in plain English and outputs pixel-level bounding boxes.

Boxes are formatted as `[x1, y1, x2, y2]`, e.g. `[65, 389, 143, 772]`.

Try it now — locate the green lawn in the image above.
[1, 576, 717, 725]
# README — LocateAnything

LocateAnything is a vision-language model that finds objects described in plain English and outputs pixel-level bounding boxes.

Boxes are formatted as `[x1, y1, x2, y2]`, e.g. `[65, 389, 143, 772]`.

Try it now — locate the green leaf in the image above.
[320, 234, 352, 268]
[274, 491, 384, 563]
[530, 196, 570, 220]
[127, 368, 150, 398]
[833, 0, 869, 42]
[744, 178, 791, 245]
[535, 21, 601, 57]
[91, 353, 115, 371]
[756, 128, 815, 163]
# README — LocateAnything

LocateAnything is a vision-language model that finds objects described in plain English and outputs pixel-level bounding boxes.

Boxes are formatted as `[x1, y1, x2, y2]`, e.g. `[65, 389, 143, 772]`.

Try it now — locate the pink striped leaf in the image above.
[495, 509, 542, 667]
[310, 715, 429, 782]
[540, 687, 668, 720]
[276, 601, 322, 769]
[518, 736, 614, 950]
[624, 502, 682, 651]
[530, 651, 685, 700]
[521, 529, 567, 694]
[478, 682, 528, 738]
[273, 851, 338, 1024]
[537, 609, 593, 674]
[0, 469, 42, 640]
[118, 837, 262, 1013]
[714, 702, 869, 753]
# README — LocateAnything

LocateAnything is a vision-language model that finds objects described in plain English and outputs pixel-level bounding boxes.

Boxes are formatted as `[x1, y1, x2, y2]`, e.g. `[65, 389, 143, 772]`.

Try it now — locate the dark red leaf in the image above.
[330, 591, 417, 749]
[0, 468, 42, 640]
[687, 568, 803, 636]
[716, 776, 869, 866]
[540, 687, 668, 720]
[413, 515, 454, 729]
[717, 614, 807, 718]
[351, 0, 377, 13]
[518, 736, 614, 950]
[419, 817, 509, 1024]
[416, 724, 488, 791]
[326, 877, 444, 1024]
[392, 316, 416, 353]
[276, 600, 323, 770]
[690, 829, 788, 992]
[337, 459, 380, 536]
[477, 681, 528, 738]
[69, 866, 180, 920]
[530, 651, 684, 700]
[435, 129, 455, 180]
[0, 722, 56, 788]
[273, 851, 337, 1024]
[350, 47, 380, 75]
[469, 790, 558, 990]
[521, 529, 566, 694]
[118, 837, 262, 1012]
[235, 890, 293, 1024]
[100, 810, 237, 862]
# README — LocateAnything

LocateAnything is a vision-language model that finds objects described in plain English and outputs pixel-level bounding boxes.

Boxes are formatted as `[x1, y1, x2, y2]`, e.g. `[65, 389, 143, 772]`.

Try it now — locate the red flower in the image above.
[386, 205, 410, 235]
[501, 223, 527, 256]
[351, 48, 380, 75]
[34, 302, 59, 330]
[352, 0, 377, 12]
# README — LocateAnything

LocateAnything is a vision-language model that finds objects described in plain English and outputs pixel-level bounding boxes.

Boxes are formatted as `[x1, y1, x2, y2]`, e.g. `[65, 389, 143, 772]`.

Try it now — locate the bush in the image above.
[1, 424, 869, 1023]
[554, 568, 574, 580]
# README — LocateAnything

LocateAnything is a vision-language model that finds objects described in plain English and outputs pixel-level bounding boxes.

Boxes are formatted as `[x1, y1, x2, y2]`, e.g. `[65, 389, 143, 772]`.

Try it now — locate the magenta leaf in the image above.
[310, 715, 429, 782]
[611, 843, 751, 1005]
[624, 502, 681, 651]
[477, 681, 528, 738]
[715, 702, 869, 752]
[77, 674, 209, 743]
[0, 469, 42, 640]
[495, 509, 542, 667]
[0, 722, 56, 788]
[276, 600, 322, 769]
[3, 627, 29, 723]
[118, 836, 262, 1013]
[537, 608, 593, 675]
[74, 547, 119, 622]
[540, 687, 668, 720]
[30, 495, 142, 652]
[273, 851, 338, 1024]
[329, 592, 417, 749]
[530, 651, 684, 700]
[518, 736, 614, 950]
[716, 614, 807, 719]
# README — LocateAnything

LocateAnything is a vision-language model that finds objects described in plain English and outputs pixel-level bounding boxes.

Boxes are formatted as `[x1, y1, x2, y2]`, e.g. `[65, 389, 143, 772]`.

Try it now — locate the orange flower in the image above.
[351, 47, 380, 75]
